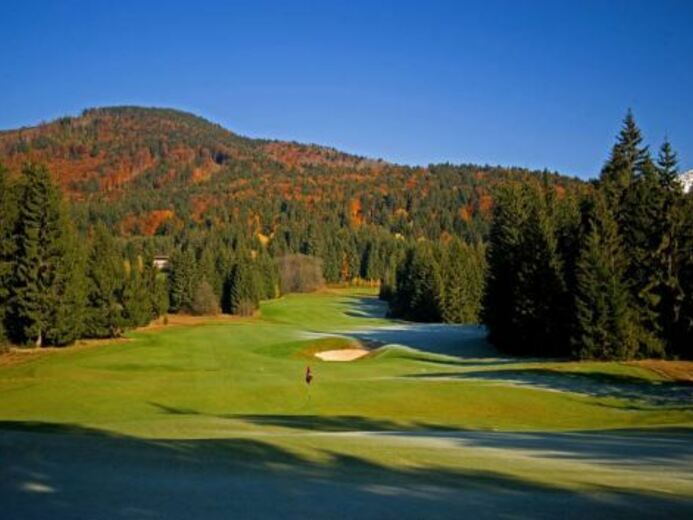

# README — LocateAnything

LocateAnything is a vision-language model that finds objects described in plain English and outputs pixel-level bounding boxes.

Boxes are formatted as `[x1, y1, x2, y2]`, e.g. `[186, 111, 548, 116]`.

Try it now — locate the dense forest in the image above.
[385, 112, 692, 360]
[0, 107, 690, 360]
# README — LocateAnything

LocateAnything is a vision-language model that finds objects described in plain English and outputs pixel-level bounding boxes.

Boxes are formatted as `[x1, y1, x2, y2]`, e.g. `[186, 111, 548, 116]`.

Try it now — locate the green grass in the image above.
[1, 288, 692, 515]
[0, 288, 689, 435]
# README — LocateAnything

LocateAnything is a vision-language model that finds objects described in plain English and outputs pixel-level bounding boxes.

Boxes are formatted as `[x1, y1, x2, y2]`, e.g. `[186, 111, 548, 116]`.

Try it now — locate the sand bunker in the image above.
[314, 349, 369, 361]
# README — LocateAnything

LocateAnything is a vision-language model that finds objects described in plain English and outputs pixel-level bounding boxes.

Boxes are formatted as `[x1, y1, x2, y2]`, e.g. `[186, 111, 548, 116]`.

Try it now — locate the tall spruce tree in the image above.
[655, 140, 689, 357]
[440, 239, 485, 324]
[122, 255, 154, 327]
[9, 164, 85, 346]
[169, 248, 197, 313]
[0, 164, 18, 343]
[657, 139, 679, 189]
[390, 242, 443, 322]
[600, 110, 650, 216]
[44, 227, 86, 345]
[673, 195, 693, 359]
[515, 184, 568, 355]
[228, 257, 261, 315]
[482, 183, 528, 351]
[619, 158, 666, 356]
[85, 223, 125, 338]
[572, 192, 638, 360]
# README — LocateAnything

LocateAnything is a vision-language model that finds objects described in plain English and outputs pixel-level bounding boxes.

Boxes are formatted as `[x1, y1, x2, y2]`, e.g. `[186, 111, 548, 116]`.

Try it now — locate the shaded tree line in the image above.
[483, 112, 692, 360]
[384, 237, 486, 324]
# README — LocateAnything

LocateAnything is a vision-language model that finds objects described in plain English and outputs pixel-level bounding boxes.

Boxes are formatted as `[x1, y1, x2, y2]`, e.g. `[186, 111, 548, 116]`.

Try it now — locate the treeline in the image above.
[383, 238, 486, 324]
[0, 163, 287, 346]
[0, 164, 168, 346]
[483, 112, 692, 360]
[2, 110, 690, 361]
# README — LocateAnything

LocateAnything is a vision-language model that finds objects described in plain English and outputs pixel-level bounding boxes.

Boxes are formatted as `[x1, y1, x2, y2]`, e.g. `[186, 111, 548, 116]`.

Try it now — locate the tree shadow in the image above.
[1, 420, 692, 519]
[434, 427, 693, 468]
[147, 405, 693, 468]
[344, 323, 497, 358]
[340, 296, 388, 319]
[149, 403, 457, 432]
[404, 368, 693, 407]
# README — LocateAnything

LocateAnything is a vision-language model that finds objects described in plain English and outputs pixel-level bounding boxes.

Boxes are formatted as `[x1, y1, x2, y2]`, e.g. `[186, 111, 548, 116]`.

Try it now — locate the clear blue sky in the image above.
[1, 0, 692, 177]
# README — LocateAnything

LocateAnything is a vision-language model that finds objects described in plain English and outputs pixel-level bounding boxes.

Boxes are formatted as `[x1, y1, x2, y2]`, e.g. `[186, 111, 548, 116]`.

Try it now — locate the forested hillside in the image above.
[0, 106, 576, 242]
[6, 106, 689, 362]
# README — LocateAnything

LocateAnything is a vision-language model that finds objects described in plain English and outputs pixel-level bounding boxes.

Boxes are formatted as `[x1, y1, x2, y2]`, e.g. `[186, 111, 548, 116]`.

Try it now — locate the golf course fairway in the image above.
[1, 288, 692, 518]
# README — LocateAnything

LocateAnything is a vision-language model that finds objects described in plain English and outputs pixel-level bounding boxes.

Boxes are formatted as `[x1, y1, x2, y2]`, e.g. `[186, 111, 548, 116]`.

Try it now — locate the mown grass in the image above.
[0, 288, 690, 438]
[1, 288, 692, 513]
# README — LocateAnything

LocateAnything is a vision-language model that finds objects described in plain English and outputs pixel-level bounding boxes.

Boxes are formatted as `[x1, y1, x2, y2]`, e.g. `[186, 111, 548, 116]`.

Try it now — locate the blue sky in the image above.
[1, 0, 691, 177]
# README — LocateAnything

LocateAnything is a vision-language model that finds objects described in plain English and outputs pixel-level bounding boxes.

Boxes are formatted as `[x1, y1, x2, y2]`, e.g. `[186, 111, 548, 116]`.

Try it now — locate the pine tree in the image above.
[152, 272, 170, 319]
[0, 164, 18, 343]
[9, 164, 85, 346]
[657, 139, 679, 189]
[440, 239, 485, 324]
[256, 251, 280, 300]
[482, 183, 530, 352]
[84, 223, 125, 338]
[228, 258, 261, 315]
[572, 193, 638, 360]
[391, 242, 443, 322]
[44, 227, 86, 345]
[672, 196, 693, 358]
[169, 248, 196, 313]
[600, 110, 650, 215]
[122, 255, 153, 327]
[513, 184, 568, 355]
[655, 140, 688, 356]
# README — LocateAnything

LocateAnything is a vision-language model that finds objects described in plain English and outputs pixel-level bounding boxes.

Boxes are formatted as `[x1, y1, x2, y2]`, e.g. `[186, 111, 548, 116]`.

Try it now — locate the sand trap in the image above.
[314, 349, 369, 361]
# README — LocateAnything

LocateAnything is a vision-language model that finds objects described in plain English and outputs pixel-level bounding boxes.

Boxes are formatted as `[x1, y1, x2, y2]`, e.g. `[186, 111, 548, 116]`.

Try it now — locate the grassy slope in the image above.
[0, 288, 690, 437]
[0, 288, 692, 516]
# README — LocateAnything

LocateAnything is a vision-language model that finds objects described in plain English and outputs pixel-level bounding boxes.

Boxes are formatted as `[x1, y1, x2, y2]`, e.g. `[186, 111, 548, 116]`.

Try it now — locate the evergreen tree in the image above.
[572, 193, 638, 360]
[620, 159, 667, 355]
[514, 185, 568, 355]
[390, 242, 443, 322]
[9, 164, 85, 346]
[672, 196, 693, 358]
[228, 257, 261, 315]
[482, 183, 529, 351]
[169, 248, 196, 313]
[84, 223, 125, 338]
[152, 273, 170, 319]
[256, 250, 280, 299]
[122, 255, 154, 327]
[44, 227, 86, 345]
[657, 139, 679, 189]
[440, 239, 485, 324]
[600, 110, 650, 215]
[0, 164, 18, 343]
[655, 141, 690, 357]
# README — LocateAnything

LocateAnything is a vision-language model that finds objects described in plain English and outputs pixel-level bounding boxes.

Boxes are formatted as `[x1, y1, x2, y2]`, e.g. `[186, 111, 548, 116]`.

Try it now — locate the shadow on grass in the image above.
[404, 368, 693, 407]
[340, 296, 388, 320]
[435, 427, 693, 467]
[147, 405, 693, 467]
[1, 420, 692, 519]
[345, 323, 496, 358]
[149, 403, 457, 432]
